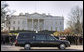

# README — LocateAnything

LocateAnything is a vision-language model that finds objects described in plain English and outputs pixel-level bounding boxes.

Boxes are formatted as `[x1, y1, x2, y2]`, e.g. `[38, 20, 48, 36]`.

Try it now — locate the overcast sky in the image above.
[5, 1, 83, 29]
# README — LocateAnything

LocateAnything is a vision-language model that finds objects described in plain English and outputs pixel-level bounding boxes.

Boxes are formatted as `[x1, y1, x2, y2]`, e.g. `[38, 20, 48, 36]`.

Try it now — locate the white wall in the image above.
[9, 14, 64, 31]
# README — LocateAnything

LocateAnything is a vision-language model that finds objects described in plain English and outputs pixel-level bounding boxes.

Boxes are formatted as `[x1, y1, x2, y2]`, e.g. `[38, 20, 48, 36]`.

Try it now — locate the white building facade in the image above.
[9, 13, 64, 31]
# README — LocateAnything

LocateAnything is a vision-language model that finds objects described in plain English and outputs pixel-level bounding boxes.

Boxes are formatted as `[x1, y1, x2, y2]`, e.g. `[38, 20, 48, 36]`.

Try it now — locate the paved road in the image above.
[20, 49, 82, 51]
[1, 45, 83, 51]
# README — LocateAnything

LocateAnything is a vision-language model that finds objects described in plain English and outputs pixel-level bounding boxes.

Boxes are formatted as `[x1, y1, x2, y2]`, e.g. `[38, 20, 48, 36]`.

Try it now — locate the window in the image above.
[13, 21, 15, 24]
[18, 27, 19, 30]
[22, 28, 24, 30]
[56, 21, 57, 24]
[19, 33, 33, 40]
[22, 20, 26, 24]
[47, 35, 55, 40]
[55, 27, 57, 31]
[36, 35, 46, 40]
[18, 21, 20, 24]
[39, 28, 41, 31]
[51, 27, 52, 31]
[9, 27, 10, 30]
[23, 35, 32, 40]
[60, 22, 61, 25]
[60, 27, 63, 31]
[13, 27, 15, 30]
[9, 21, 10, 24]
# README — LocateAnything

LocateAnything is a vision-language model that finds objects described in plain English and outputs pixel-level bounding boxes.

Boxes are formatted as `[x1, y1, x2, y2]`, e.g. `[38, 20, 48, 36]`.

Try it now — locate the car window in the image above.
[35, 35, 46, 40]
[54, 36, 59, 39]
[47, 35, 56, 40]
[18, 33, 33, 40]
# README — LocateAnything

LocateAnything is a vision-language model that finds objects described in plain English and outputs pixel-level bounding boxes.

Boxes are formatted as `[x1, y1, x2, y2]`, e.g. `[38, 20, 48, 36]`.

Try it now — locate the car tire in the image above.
[24, 44, 30, 50]
[58, 43, 66, 49]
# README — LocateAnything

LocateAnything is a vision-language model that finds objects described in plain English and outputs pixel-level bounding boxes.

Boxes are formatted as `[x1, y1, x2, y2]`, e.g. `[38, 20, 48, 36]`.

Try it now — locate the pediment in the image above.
[31, 12, 42, 17]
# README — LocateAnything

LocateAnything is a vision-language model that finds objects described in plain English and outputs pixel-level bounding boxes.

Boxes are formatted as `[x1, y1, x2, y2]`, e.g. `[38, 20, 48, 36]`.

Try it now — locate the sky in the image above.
[4, 1, 83, 29]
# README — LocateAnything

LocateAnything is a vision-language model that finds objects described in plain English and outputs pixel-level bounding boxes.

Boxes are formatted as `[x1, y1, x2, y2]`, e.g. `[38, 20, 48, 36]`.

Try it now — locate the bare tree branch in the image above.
[67, 6, 83, 34]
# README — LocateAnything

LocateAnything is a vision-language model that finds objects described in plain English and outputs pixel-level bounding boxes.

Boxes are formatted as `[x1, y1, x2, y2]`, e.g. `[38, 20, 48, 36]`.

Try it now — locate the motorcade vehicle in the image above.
[15, 32, 70, 50]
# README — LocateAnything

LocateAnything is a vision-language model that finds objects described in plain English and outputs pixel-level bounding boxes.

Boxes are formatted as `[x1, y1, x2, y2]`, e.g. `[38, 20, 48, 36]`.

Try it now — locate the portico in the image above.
[27, 19, 44, 31]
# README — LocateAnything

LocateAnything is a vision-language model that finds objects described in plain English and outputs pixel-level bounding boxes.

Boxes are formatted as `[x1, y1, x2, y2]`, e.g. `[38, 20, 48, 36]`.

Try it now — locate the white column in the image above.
[43, 19, 45, 30]
[38, 19, 39, 31]
[32, 19, 33, 31]
[27, 19, 29, 30]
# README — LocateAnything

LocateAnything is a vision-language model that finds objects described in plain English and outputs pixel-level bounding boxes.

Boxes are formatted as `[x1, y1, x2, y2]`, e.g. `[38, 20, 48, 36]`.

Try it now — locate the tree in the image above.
[1, 1, 8, 23]
[67, 6, 83, 35]
[1, 1, 16, 32]
[1, 1, 9, 31]
[64, 27, 74, 34]
[53, 31, 60, 36]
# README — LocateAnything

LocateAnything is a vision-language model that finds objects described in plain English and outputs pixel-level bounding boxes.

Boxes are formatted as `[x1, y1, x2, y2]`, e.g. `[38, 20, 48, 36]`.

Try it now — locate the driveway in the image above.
[1, 44, 83, 51]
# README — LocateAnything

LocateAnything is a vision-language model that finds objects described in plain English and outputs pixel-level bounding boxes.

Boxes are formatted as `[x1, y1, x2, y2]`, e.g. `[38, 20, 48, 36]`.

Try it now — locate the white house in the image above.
[8, 13, 64, 31]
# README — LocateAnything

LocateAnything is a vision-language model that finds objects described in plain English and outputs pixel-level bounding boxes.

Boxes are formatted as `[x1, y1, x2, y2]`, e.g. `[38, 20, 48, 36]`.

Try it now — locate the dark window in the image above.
[36, 35, 46, 40]
[18, 33, 33, 40]
[47, 35, 55, 40]
[9, 27, 10, 30]
[9, 21, 10, 24]
[18, 27, 19, 30]
[13, 27, 15, 30]
[51, 27, 52, 31]
[13, 21, 15, 24]
[60, 22, 61, 25]
[54, 36, 59, 39]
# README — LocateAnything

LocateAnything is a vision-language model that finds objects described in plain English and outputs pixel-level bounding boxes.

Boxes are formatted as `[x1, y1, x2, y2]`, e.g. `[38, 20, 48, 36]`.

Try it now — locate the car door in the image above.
[45, 35, 60, 47]
[32, 34, 47, 47]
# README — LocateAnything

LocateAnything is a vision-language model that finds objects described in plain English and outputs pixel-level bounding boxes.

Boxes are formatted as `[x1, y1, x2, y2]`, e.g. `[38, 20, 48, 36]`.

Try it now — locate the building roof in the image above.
[11, 13, 64, 19]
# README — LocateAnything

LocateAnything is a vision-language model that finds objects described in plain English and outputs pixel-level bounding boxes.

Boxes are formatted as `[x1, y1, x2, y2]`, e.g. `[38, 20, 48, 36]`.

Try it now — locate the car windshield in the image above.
[52, 36, 58, 40]
[50, 34, 58, 40]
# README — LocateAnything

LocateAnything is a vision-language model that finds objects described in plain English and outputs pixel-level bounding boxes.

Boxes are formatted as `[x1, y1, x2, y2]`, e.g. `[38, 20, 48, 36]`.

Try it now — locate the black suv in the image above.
[15, 32, 70, 50]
